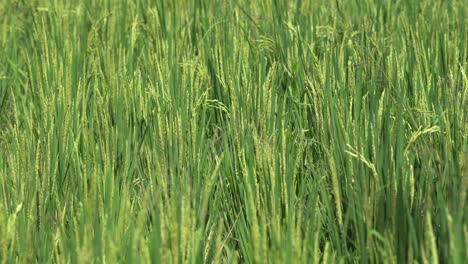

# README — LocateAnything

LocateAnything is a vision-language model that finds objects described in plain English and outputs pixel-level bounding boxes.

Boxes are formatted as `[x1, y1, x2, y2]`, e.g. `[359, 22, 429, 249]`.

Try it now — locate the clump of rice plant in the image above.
[0, 0, 466, 263]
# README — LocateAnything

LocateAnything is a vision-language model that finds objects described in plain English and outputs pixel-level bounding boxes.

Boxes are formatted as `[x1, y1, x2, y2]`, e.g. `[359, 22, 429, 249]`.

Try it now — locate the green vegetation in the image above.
[0, 0, 467, 263]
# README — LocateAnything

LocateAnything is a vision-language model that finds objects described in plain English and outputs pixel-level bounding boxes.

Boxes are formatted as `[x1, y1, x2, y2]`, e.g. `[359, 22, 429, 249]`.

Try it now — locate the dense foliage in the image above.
[0, 0, 467, 263]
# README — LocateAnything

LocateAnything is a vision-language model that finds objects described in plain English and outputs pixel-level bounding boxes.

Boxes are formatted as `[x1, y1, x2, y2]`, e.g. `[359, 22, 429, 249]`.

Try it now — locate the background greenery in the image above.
[0, 0, 467, 263]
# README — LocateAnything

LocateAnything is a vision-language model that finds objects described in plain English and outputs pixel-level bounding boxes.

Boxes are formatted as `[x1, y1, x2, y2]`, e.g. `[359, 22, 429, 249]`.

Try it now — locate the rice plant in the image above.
[0, 0, 466, 263]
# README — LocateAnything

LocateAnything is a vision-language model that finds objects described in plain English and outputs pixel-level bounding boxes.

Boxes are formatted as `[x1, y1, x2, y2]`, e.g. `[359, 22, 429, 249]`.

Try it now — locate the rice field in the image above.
[0, 0, 467, 263]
